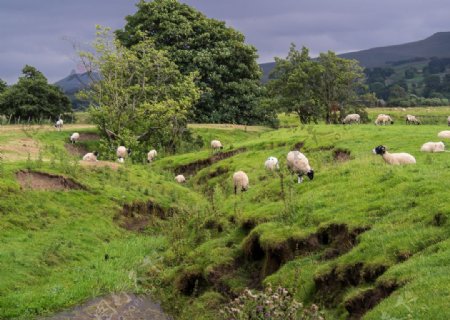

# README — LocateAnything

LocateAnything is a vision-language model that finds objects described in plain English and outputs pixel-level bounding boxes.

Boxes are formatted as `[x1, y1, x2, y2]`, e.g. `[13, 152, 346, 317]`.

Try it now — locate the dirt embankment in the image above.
[16, 170, 85, 191]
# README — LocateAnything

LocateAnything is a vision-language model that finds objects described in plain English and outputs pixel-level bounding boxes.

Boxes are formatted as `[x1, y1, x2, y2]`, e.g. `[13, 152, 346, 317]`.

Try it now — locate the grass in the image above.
[0, 113, 449, 319]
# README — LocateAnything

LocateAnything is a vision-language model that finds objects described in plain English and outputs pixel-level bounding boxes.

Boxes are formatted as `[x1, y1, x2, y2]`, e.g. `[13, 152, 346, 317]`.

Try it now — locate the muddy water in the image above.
[44, 292, 171, 320]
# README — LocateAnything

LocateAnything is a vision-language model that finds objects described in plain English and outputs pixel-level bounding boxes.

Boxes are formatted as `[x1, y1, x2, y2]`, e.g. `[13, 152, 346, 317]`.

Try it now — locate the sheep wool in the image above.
[372, 145, 416, 165]
[447, 116, 450, 126]
[264, 156, 279, 171]
[55, 119, 63, 131]
[342, 114, 360, 124]
[70, 132, 80, 144]
[438, 130, 450, 139]
[117, 146, 131, 162]
[211, 140, 223, 151]
[233, 171, 249, 194]
[286, 151, 314, 183]
[175, 175, 186, 183]
[147, 149, 157, 163]
[82, 151, 99, 162]
[405, 115, 420, 125]
[375, 114, 394, 125]
[420, 142, 445, 153]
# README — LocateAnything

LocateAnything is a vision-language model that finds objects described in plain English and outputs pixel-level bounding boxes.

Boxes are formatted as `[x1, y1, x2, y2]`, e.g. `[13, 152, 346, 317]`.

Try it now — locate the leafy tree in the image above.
[0, 79, 7, 94]
[78, 27, 200, 158]
[116, 0, 269, 125]
[423, 75, 441, 97]
[316, 51, 366, 123]
[267, 45, 322, 124]
[0, 65, 71, 120]
[404, 67, 417, 79]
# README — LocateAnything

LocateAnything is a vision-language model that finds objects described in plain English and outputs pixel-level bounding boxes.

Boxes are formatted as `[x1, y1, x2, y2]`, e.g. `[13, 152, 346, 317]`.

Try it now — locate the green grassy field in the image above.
[0, 114, 449, 319]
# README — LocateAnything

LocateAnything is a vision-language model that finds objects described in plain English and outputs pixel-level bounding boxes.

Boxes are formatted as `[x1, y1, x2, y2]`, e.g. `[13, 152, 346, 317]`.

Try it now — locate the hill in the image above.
[0, 110, 449, 319]
[260, 32, 450, 81]
[54, 71, 99, 109]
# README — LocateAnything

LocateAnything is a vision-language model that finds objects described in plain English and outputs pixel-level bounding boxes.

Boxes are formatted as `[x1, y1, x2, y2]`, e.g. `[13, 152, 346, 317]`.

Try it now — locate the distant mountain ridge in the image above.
[260, 32, 450, 81]
[54, 71, 99, 109]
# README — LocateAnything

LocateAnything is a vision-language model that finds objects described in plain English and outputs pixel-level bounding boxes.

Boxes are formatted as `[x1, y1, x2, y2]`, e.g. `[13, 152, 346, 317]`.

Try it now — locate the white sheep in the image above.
[405, 114, 420, 125]
[447, 116, 450, 126]
[233, 171, 249, 194]
[116, 146, 131, 163]
[70, 132, 80, 144]
[420, 142, 445, 153]
[211, 140, 223, 152]
[175, 174, 186, 183]
[286, 151, 314, 183]
[264, 156, 279, 171]
[375, 114, 394, 125]
[342, 114, 361, 125]
[372, 145, 416, 165]
[82, 151, 99, 162]
[147, 149, 157, 163]
[55, 119, 63, 131]
[438, 130, 450, 139]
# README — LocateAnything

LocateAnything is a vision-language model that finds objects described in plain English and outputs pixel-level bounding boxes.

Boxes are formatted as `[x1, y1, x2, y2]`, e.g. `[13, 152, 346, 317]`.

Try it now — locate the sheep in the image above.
[372, 145, 416, 165]
[405, 114, 420, 125]
[286, 151, 314, 183]
[233, 171, 249, 194]
[70, 132, 80, 144]
[82, 151, 99, 162]
[264, 156, 279, 171]
[420, 142, 445, 153]
[55, 119, 63, 131]
[447, 116, 450, 126]
[438, 131, 450, 139]
[374, 114, 394, 125]
[175, 174, 186, 183]
[342, 114, 360, 125]
[116, 146, 131, 163]
[211, 140, 223, 152]
[147, 149, 157, 163]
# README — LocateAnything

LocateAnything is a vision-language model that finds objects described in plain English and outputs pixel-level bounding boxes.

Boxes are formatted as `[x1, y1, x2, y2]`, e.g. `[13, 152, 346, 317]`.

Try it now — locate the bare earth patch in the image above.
[43, 292, 171, 320]
[16, 170, 85, 191]
[65, 143, 89, 157]
[0, 138, 40, 161]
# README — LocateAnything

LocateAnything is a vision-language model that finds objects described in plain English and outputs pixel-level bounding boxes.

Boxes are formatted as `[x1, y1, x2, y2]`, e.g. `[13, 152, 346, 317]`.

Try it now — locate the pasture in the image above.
[0, 111, 449, 319]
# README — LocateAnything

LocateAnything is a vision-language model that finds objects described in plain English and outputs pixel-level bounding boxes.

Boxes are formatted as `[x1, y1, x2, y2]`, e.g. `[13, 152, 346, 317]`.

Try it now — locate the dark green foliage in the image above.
[0, 65, 71, 121]
[0, 78, 7, 94]
[116, 0, 271, 125]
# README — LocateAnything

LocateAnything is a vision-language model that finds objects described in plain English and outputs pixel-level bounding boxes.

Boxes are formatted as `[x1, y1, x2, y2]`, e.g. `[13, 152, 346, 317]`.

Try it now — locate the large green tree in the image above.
[267, 44, 322, 124]
[79, 27, 200, 158]
[0, 66, 71, 121]
[0, 79, 7, 94]
[116, 0, 269, 125]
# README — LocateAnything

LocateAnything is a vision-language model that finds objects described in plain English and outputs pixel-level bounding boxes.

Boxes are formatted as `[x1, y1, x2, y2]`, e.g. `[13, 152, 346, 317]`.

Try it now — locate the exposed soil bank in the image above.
[16, 170, 85, 191]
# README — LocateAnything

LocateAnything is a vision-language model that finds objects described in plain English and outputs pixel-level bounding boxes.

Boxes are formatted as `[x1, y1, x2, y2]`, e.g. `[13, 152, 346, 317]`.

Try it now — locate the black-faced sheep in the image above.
[286, 151, 314, 183]
[55, 119, 63, 131]
[233, 171, 249, 194]
[70, 132, 80, 144]
[342, 114, 360, 125]
[211, 140, 223, 152]
[420, 142, 445, 153]
[405, 115, 420, 125]
[117, 146, 131, 163]
[82, 151, 99, 162]
[372, 145, 416, 165]
[375, 114, 394, 125]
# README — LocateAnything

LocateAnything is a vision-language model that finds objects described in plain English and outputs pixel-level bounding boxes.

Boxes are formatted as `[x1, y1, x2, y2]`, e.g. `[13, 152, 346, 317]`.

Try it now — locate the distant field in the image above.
[0, 110, 449, 320]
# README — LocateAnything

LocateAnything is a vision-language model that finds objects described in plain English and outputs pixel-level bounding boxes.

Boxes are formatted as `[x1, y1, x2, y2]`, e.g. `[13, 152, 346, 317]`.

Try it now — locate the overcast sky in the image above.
[0, 0, 449, 84]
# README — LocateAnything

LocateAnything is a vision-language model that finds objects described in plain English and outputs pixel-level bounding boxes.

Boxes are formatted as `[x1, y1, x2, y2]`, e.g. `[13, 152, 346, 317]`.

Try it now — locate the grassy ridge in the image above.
[0, 117, 449, 319]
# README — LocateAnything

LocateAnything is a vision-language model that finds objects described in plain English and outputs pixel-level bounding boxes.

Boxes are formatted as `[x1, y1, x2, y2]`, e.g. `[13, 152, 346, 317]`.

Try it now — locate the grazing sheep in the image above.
[55, 119, 63, 131]
[211, 140, 223, 152]
[447, 116, 450, 126]
[175, 174, 186, 183]
[438, 130, 450, 139]
[264, 156, 279, 171]
[342, 114, 361, 125]
[116, 146, 131, 163]
[420, 142, 445, 153]
[286, 151, 314, 183]
[70, 132, 80, 144]
[375, 114, 394, 125]
[147, 149, 157, 163]
[405, 114, 420, 125]
[82, 151, 99, 162]
[372, 145, 416, 165]
[233, 171, 249, 194]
